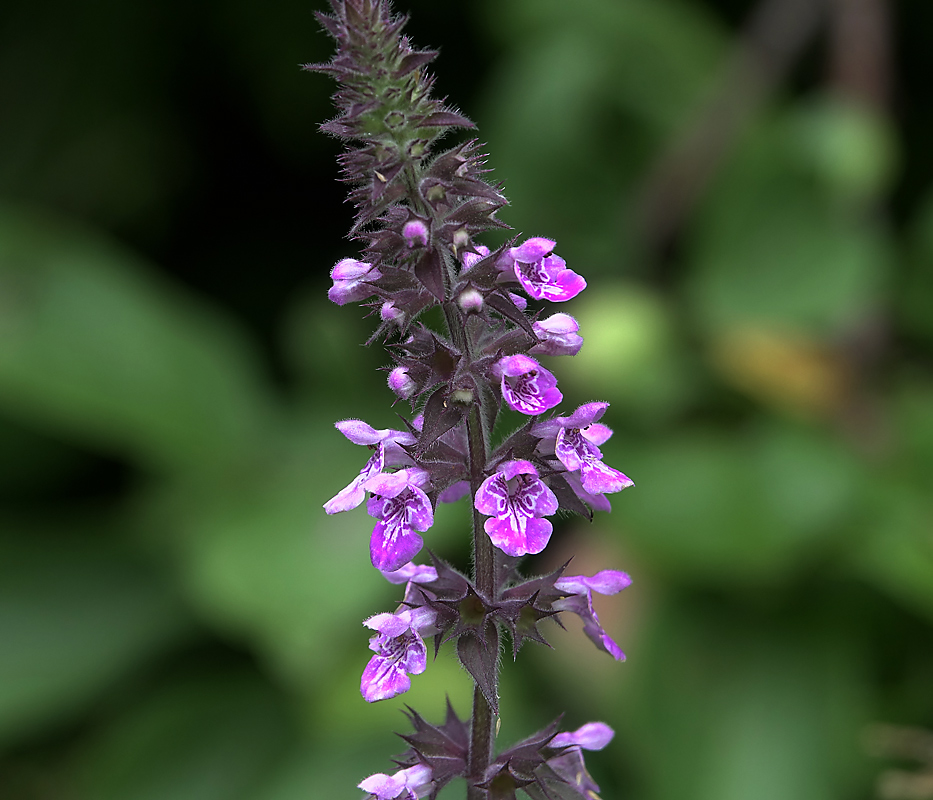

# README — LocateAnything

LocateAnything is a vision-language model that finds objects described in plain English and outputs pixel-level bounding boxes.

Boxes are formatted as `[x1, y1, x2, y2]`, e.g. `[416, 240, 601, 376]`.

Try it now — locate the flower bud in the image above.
[402, 219, 429, 248]
[388, 366, 416, 399]
[380, 300, 404, 325]
[452, 228, 470, 251]
[327, 258, 382, 305]
[530, 313, 583, 356]
[457, 287, 484, 313]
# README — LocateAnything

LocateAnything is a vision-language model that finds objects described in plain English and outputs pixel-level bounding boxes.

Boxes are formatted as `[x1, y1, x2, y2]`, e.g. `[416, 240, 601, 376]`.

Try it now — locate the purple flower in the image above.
[547, 722, 614, 797]
[402, 219, 429, 248]
[474, 460, 559, 557]
[327, 258, 382, 305]
[365, 468, 434, 572]
[494, 354, 562, 415]
[323, 421, 416, 515]
[359, 764, 433, 800]
[501, 237, 586, 303]
[537, 402, 633, 496]
[360, 607, 437, 702]
[554, 570, 631, 660]
[529, 313, 583, 357]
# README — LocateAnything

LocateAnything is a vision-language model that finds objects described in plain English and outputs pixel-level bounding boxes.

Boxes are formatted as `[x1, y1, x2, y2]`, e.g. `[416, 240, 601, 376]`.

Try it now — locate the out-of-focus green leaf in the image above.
[73, 670, 293, 800]
[849, 378, 933, 622]
[149, 416, 467, 694]
[788, 96, 899, 206]
[0, 205, 275, 471]
[687, 113, 891, 335]
[0, 529, 192, 748]
[900, 189, 933, 345]
[558, 281, 695, 423]
[615, 420, 861, 583]
[479, 0, 725, 269]
[623, 599, 873, 800]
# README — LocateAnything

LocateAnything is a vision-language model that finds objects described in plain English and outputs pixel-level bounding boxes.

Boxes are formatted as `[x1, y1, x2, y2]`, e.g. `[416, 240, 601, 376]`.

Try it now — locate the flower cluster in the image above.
[309, 1, 635, 796]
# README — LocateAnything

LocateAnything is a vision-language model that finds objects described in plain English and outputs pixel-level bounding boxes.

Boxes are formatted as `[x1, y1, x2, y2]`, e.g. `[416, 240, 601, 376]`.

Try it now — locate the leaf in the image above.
[687, 117, 891, 336]
[417, 386, 466, 455]
[0, 528, 192, 748]
[0, 205, 273, 472]
[485, 292, 536, 337]
[456, 622, 499, 714]
[74, 670, 294, 800]
[414, 248, 445, 301]
[417, 110, 475, 129]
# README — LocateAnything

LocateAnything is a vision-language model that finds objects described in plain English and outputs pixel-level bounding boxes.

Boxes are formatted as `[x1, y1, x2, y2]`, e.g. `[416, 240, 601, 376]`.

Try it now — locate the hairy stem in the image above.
[443, 278, 498, 796]
[466, 402, 496, 797]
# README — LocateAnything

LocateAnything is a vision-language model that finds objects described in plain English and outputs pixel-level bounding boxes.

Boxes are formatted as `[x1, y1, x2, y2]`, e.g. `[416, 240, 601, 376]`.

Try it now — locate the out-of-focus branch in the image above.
[827, 0, 891, 111]
[637, 0, 826, 249]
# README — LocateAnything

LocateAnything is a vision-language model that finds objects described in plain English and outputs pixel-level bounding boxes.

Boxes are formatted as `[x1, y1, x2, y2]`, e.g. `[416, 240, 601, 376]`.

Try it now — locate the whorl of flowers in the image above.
[307, 2, 633, 796]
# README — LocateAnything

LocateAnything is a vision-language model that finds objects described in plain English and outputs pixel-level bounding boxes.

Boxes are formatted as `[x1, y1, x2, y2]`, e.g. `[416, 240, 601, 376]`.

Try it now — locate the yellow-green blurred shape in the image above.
[558, 281, 692, 423]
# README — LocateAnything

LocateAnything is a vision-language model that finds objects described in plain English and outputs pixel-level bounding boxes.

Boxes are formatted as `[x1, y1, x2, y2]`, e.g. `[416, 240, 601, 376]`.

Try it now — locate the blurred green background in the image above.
[2, 0, 932, 797]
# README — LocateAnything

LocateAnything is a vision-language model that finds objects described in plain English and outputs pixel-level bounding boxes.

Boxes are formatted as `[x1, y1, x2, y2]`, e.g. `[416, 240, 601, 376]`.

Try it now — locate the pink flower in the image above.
[474, 460, 559, 556]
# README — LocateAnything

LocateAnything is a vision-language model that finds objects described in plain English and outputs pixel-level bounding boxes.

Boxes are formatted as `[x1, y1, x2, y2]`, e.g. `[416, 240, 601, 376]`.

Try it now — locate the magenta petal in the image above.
[540, 268, 586, 303]
[500, 360, 562, 416]
[358, 772, 404, 797]
[461, 245, 490, 271]
[336, 419, 382, 444]
[498, 459, 537, 481]
[323, 478, 367, 514]
[484, 515, 552, 557]
[364, 612, 410, 638]
[331, 257, 373, 280]
[361, 654, 411, 702]
[474, 473, 508, 517]
[511, 236, 556, 262]
[583, 422, 613, 446]
[557, 402, 609, 429]
[323, 445, 384, 514]
[556, 570, 632, 596]
[380, 563, 438, 585]
[579, 459, 634, 494]
[370, 521, 424, 572]
[551, 722, 615, 751]
[564, 471, 612, 513]
[438, 480, 470, 503]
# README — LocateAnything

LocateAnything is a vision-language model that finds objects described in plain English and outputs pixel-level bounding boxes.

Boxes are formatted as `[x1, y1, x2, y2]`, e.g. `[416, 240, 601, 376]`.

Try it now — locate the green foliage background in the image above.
[1, 0, 932, 797]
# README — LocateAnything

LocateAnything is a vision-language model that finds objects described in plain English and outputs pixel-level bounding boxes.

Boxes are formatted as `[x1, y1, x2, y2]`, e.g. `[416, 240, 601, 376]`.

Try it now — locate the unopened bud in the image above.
[451, 388, 474, 405]
[403, 220, 429, 248]
[458, 287, 484, 313]
[380, 300, 405, 325]
[452, 228, 470, 251]
[388, 366, 416, 399]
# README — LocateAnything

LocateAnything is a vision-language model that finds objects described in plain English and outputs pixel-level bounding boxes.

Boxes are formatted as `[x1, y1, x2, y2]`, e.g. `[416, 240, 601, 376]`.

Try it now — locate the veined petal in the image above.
[361, 653, 412, 702]
[323, 444, 385, 514]
[579, 459, 634, 495]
